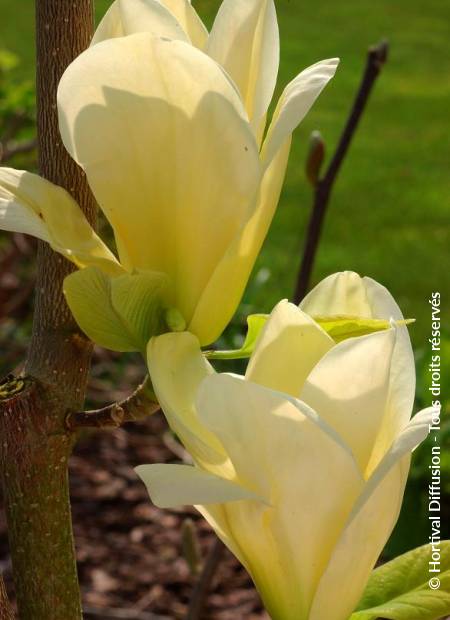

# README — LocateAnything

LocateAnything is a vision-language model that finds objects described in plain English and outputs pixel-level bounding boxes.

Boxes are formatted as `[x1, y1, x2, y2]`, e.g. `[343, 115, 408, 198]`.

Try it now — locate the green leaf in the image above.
[350, 541, 450, 620]
[205, 314, 268, 360]
[205, 313, 413, 361]
[64, 267, 168, 353]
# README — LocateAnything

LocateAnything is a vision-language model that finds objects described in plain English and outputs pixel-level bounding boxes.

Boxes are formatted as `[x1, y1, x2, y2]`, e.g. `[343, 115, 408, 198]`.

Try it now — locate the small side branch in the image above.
[293, 40, 389, 304]
[186, 537, 224, 620]
[65, 377, 160, 430]
[0, 138, 37, 163]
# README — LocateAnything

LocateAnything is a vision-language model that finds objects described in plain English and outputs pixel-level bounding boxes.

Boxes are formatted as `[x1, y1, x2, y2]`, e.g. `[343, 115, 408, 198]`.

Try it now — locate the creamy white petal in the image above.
[0, 168, 50, 241]
[58, 34, 261, 337]
[147, 332, 227, 472]
[160, 0, 208, 48]
[197, 373, 363, 616]
[92, 0, 189, 45]
[300, 271, 375, 319]
[188, 139, 290, 345]
[0, 167, 121, 274]
[91, 1, 124, 46]
[309, 408, 432, 620]
[301, 272, 416, 471]
[197, 503, 250, 573]
[300, 329, 396, 475]
[261, 58, 339, 167]
[363, 276, 416, 471]
[119, 0, 189, 40]
[207, 0, 279, 131]
[135, 463, 259, 508]
[246, 300, 334, 396]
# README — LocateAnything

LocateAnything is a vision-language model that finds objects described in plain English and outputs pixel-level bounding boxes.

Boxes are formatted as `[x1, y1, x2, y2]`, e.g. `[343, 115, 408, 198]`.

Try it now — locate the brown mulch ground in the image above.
[0, 382, 267, 620]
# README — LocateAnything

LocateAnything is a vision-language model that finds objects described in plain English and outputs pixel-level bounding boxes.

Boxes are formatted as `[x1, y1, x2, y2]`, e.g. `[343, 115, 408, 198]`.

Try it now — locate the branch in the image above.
[65, 377, 160, 430]
[186, 537, 224, 620]
[293, 40, 389, 304]
[0, 138, 37, 163]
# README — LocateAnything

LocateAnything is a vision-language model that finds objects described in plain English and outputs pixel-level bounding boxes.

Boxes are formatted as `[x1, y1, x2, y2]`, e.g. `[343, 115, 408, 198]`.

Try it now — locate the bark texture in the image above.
[0, 2, 95, 618]
[0, 574, 14, 620]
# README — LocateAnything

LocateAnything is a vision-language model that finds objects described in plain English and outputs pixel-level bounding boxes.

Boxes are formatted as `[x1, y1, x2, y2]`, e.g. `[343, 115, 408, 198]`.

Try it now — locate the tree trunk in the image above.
[0, 574, 14, 620]
[0, 1, 95, 618]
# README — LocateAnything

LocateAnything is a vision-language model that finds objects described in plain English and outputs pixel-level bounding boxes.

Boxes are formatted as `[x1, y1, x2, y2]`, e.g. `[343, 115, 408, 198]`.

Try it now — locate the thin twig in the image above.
[293, 40, 389, 304]
[65, 376, 160, 430]
[186, 537, 224, 620]
[0, 138, 37, 163]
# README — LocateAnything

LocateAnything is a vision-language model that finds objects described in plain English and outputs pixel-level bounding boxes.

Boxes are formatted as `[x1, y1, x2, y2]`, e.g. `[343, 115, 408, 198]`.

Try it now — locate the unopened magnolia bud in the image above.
[306, 130, 325, 186]
[165, 307, 186, 332]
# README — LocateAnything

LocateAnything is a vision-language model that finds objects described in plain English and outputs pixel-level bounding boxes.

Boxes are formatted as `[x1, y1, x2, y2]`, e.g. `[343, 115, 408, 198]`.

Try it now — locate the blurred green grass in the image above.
[1, 0, 448, 346]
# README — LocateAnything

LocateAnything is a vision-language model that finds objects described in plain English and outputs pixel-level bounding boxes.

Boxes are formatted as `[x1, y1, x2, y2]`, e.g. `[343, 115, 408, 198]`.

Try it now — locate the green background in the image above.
[0, 0, 449, 556]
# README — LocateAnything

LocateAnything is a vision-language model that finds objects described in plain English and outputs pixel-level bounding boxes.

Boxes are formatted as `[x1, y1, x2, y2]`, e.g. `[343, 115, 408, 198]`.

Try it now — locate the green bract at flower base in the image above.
[63, 267, 171, 353]
[136, 272, 434, 620]
[351, 541, 450, 620]
[206, 313, 415, 360]
[0, 0, 339, 351]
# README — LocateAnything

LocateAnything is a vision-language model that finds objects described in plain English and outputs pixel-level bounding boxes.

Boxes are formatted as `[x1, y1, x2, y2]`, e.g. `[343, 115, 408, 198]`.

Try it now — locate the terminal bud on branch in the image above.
[306, 130, 325, 187]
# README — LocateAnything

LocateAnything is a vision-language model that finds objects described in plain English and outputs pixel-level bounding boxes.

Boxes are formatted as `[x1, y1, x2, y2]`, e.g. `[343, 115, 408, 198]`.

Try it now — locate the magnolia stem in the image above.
[65, 377, 160, 430]
[186, 537, 224, 620]
[293, 40, 389, 304]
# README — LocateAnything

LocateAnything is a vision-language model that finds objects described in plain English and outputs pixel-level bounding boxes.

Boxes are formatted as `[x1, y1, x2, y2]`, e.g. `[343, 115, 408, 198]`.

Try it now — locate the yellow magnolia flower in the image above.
[136, 272, 432, 620]
[0, 2, 338, 349]
[92, 0, 337, 146]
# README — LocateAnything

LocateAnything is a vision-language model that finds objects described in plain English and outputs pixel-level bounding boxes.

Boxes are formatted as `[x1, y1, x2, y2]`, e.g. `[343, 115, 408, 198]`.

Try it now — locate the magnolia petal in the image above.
[261, 58, 339, 168]
[58, 34, 260, 338]
[207, 0, 279, 132]
[119, 0, 189, 40]
[301, 272, 416, 471]
[64, 267, 167, 352]
[197, 503, 250, 572]
[300, 271, 375, 318]
[352, 407, 434, 519]
[147, 332, 227, 471]
[197, 373, 363, 617]
[246, 300, 334, 396]
[309, 408, 432, 620]
[0, 167, 121, 274]
[363, 276, 416, 472]
[135, 464, 259, 509]
[92, 0, 189, 46]
[91, 1, 124, 45]
[160, 0, 208, 48]
[188, 139, 290, 345]
[300, 329, 396, 475]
